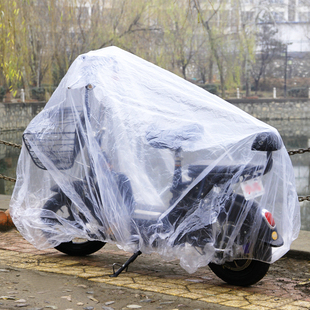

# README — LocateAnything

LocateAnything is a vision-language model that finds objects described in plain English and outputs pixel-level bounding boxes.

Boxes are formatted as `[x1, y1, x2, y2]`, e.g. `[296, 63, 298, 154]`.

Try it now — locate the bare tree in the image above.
[192, 0, 247, 97]
[0, 0, 25, 96]
[250, 24, 282, 93]
[153, 0, 202, 79]
[21, 1, 52, 89]
[192, 0, 226, 95]
[2, 0, 260, 99]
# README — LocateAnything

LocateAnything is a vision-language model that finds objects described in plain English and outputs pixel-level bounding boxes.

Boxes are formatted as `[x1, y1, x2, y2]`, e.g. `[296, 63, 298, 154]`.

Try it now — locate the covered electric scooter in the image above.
[10, 47, 300, 286]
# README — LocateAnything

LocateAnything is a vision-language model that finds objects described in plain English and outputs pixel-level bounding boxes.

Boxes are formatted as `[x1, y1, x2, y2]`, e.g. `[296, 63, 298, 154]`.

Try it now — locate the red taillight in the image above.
[263, 209, 276, 227]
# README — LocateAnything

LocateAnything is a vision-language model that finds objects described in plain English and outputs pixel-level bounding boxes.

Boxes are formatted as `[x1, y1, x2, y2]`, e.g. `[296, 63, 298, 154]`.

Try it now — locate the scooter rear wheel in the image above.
[208, 256, 270, 286]
[55, 239, 105, 256]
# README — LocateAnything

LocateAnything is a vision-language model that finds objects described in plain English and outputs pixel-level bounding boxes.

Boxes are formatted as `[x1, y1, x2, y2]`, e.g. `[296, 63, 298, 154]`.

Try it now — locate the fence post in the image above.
[308, 87, 310, 99]
[273, 87, 276, 99]
[21, 89, 25, 103]
[237, 88, 240, 99]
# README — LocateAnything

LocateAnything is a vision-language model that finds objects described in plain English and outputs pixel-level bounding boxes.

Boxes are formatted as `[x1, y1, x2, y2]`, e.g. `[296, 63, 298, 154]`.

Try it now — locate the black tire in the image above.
[55, 240, 105, 256]
[41, 193, 75, 224]
[41, 193, 106, 256]
[209, 256, 270, 286]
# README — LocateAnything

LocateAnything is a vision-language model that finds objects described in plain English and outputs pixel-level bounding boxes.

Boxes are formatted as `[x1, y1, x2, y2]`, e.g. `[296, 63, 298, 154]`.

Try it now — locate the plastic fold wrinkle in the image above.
[10, 47, 300, 274]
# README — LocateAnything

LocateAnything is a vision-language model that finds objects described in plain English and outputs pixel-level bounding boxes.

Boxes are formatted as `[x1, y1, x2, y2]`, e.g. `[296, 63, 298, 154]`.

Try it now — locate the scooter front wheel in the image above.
[41, 193, 106, 256]
[55, 239, 105, 256]
[208, 258, 270, 286]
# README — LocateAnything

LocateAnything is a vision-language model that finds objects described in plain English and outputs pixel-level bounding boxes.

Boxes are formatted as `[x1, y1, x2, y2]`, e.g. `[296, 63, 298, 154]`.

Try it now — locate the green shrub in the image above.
[31, 87, 46, 101]
[199, 84, 218, 95]
[288, 87, 309, 98]
[0, 86, 6, 102]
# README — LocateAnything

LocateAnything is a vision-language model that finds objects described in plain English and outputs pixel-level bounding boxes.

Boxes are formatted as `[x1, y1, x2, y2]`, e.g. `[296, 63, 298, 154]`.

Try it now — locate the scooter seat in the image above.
[146, 124, 203, 150]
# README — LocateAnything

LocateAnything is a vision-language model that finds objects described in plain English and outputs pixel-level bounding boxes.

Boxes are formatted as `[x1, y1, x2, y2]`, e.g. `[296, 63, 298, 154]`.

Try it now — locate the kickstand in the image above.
[109, 251, 142, 278]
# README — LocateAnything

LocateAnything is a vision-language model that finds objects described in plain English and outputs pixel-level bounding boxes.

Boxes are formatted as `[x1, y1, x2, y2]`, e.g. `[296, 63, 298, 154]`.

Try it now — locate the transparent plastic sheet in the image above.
[10, 47, 300, 274]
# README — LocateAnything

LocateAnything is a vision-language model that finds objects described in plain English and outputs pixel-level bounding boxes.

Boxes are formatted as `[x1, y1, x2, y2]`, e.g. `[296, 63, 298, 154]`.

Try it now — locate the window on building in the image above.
[241, 11, 255, 23]
[271, 11, 285, 22]
[299, 12, 310, 22]
[269, 0, 284, 3]
[288, 3, 296, 21]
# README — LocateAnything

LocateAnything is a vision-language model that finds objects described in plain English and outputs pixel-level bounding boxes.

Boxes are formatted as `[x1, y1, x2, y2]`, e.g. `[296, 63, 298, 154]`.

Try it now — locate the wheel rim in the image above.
[70, 238, 89, 244]
[223, 259, 252, 271]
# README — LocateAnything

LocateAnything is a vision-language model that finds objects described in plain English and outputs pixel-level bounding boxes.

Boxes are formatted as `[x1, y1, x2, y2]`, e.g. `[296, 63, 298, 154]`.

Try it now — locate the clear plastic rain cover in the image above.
[10, 47, 300, 273]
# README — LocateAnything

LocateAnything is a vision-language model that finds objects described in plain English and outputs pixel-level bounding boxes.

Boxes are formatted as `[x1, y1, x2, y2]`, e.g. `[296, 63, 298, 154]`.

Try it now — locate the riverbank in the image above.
[1, 98, 310, 132]
[228, 98, 310, 120]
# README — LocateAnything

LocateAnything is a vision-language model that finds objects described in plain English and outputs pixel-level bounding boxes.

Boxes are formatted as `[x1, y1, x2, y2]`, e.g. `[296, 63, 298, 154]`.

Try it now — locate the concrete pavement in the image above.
[0, 194, 10, 210]
[0, 194, 310, 309]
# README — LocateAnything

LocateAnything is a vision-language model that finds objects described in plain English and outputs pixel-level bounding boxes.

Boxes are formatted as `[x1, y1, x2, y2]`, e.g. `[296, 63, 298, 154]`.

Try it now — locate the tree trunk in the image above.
[208, 59, 213, 83]
[4, 90, 12, 103]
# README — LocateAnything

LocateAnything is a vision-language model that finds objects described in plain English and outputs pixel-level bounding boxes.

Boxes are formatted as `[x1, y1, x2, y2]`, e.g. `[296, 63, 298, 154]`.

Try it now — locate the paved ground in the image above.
[0, 260, 227, 310]
[0, 229, 310, 310]
[0, 195, 310, 310]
